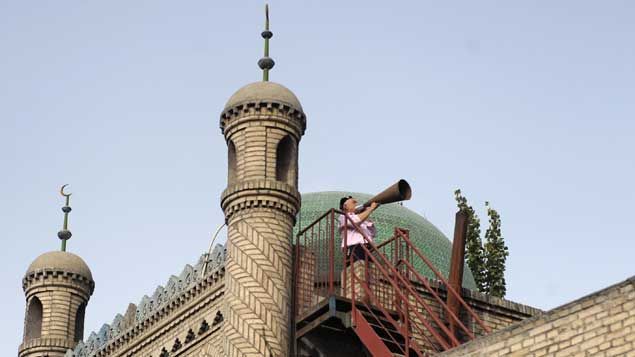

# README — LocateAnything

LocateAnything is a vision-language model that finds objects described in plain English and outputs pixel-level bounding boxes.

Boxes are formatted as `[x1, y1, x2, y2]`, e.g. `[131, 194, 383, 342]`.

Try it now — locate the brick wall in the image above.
[108, 293, 224, 357]
[296, 246, 317, 316]
[89, 272, 226, 357]
[440, 276, 635, 357]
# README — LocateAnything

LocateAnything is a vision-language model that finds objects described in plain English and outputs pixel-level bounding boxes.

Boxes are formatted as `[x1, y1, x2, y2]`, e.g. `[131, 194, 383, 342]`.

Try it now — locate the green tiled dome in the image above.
[295, 191, 477, 290]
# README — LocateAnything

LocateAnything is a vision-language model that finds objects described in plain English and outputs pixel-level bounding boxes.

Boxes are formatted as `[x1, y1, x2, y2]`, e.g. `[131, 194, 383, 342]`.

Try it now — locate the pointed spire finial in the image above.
[258, 4, 275, 81]
[58, 184, 73, 251]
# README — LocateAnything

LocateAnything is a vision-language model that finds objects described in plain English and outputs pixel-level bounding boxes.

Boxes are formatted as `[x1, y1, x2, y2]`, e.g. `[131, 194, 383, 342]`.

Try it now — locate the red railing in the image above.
[347, 230, 426, 356]
[294, 209, 341, 317]
[393, 228, 492, 337]
[294, 208, 490, 355]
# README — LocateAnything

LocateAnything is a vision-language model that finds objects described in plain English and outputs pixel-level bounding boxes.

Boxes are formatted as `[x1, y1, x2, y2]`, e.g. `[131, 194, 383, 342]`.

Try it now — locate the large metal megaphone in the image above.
[356, 179, 412, 212]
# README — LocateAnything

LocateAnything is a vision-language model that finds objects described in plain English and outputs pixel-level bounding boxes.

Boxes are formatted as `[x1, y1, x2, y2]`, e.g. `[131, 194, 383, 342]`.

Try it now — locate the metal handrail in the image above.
[348, 228, 458, 349]
[293, 208, 491, 354]
[398, 258, 475, 340]
[343, 214, 462, 345]
[349, 245, 425, 356]
[296, 208, 334, 236]
[352, 279, 409, 355]
[395, 229, 492, 334]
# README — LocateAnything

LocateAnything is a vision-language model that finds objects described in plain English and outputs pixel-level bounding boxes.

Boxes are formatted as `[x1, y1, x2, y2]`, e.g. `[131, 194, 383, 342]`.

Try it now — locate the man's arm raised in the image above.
[357, 202, 379, 222]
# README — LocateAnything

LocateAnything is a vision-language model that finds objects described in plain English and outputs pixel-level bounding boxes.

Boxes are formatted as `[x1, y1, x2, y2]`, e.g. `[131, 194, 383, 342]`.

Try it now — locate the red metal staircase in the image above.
[293, 209, 491, 356]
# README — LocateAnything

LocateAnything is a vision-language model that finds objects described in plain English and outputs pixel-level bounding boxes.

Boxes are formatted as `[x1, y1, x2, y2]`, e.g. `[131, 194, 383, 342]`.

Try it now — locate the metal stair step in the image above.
[360, 310, 401, 327]
[378, 335, 407, 354]
[367, 321, 401, 335]
[371, 325, 405, 344]
[357, 304, 401, 320]
[363, 312, 402, 330]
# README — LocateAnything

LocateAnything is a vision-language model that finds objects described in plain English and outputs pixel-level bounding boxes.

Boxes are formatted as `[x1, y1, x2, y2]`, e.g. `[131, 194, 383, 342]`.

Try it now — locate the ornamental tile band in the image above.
[66, 244, 226, 357]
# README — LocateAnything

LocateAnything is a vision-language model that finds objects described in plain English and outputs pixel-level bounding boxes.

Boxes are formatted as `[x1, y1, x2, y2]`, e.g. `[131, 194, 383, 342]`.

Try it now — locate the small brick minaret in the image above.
[220, 5, 306, 357]
[19, 186, 94, 357]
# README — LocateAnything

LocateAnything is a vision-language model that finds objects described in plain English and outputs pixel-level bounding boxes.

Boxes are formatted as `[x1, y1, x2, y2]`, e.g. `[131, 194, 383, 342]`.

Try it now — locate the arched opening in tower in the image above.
[276, 135, 296, 185]
[228, 140, 237, 184]
[24, 296, 42, 341]
[74, 302, 86, 341]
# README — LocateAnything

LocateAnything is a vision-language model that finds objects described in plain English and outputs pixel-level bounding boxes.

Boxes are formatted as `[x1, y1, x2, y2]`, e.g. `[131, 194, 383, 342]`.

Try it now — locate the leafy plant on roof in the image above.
[454, 190, 508, 297]
[484, 201, 508, 297]
[454, 189, 486, 292]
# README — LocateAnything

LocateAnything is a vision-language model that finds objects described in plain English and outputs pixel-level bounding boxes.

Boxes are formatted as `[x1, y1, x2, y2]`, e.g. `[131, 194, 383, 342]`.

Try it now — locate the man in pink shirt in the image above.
[339, 196, 379, 263]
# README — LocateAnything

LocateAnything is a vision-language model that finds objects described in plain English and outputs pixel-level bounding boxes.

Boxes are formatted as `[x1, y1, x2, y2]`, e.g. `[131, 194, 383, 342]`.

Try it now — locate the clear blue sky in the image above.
[2, 1, 634, 353]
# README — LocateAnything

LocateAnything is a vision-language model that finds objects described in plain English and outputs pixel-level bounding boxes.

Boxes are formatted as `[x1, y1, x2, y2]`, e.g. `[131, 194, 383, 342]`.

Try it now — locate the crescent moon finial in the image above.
[60, 184, 72, 197]
[58, 184, 73, 251]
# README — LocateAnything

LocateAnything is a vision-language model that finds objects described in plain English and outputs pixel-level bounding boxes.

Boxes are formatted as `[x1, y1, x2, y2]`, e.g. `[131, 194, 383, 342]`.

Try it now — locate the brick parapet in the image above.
[23, 269, 95, 297]
[408, 278, 543, 352]
[222, 113, 304, 145]
[415, 278, 541, 316]
[221, 179, 301, 222]
[439, 275, 635, 356]
[19, 336, 75, 357]
[220, 101, 306, 137]
[436, 280, 542, 318]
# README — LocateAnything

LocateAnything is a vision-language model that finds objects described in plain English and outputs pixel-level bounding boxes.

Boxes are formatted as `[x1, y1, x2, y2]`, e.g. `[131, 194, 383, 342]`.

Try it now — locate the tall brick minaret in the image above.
[19, 186, 94, 357]
[219, 5, 306, 357]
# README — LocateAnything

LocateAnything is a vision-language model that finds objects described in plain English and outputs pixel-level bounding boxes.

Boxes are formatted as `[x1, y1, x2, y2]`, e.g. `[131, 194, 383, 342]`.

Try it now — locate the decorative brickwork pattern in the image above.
[223, 210, 294, 357]
[440, 276, 635, 357]
[66, 248, 226, 357]
[221, 83, 305, 357]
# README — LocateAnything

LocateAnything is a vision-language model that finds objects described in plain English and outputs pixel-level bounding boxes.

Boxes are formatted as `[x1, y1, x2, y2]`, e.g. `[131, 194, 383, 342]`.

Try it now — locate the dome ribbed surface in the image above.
[26, 251, 93, 280]
[224, 81, 302, 111]
[296, 191, 477, 290]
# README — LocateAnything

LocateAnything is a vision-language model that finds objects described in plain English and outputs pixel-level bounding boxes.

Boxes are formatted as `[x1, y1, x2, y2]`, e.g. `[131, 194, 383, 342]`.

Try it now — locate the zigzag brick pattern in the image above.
[223, 209, 293, 357]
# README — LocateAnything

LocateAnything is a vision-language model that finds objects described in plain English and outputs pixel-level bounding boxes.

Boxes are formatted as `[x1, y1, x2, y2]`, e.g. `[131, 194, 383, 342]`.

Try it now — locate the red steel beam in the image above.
[447, 210, 468, 338]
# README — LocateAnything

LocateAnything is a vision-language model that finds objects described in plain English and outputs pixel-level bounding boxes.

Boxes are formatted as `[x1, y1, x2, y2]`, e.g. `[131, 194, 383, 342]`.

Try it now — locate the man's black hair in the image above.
[339, 196, 352, 210]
